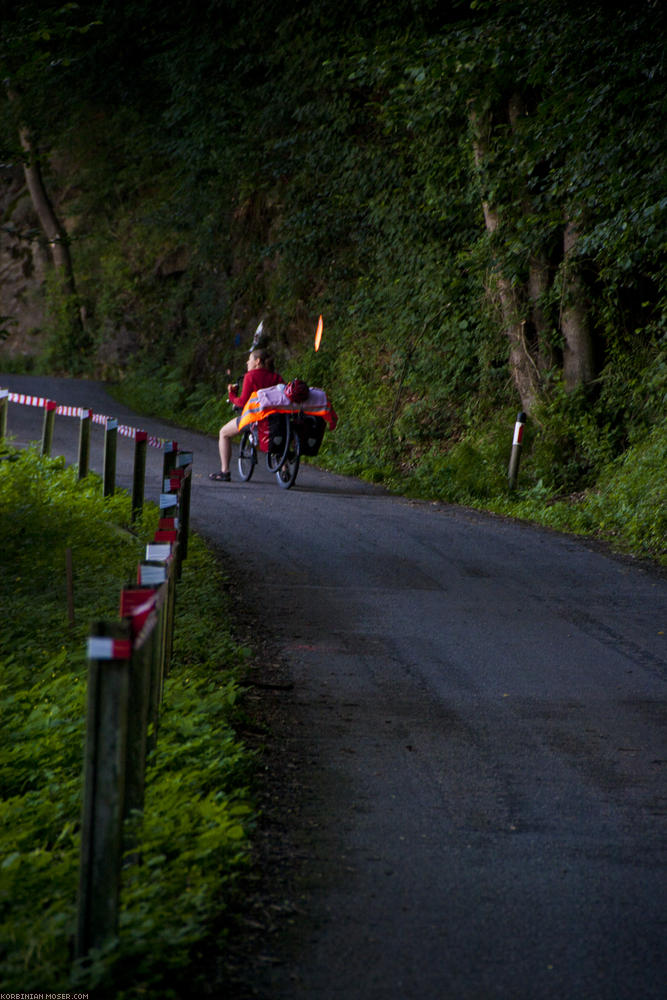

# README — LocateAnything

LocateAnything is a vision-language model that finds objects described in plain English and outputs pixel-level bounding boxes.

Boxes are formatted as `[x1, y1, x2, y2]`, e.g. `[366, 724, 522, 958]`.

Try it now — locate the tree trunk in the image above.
[15, 121, 87, 366]
[6, 84, 85, 365]
[561, 220, 595, 391]
[17, 125, 77, 296]
[507, 93, 556, 376]
[527, 254, 556, 373]
[470, 104, 541, 414]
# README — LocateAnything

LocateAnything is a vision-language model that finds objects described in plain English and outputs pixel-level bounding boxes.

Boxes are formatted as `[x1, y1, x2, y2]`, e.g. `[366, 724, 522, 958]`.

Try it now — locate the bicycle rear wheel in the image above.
[238, 428, 257, 481]
[266, 413, 291, 471]
[276, 426, 300, 489]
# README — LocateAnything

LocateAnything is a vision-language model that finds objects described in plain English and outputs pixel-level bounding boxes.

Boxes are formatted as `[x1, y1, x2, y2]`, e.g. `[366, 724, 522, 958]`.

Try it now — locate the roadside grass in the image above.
[0, 448, 255, 997]
[386, 415, 666, 567]
[484, 421, 667, 565]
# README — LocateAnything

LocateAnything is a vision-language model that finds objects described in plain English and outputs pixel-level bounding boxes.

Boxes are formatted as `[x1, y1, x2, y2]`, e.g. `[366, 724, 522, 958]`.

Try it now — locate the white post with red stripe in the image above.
[508, 411, 527, 490]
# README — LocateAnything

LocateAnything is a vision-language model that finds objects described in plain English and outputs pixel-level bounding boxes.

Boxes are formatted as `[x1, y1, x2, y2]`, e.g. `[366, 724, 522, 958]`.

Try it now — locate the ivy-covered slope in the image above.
[1, 0, 665, 560]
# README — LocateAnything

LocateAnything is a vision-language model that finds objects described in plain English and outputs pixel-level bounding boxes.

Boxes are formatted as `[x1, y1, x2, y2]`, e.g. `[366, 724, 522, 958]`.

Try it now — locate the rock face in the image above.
[0, 165, 49, 364]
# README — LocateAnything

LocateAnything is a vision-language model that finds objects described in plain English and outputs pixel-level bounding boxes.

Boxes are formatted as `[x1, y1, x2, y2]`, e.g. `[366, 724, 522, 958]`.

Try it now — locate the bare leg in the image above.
[218, 417, 239, 473]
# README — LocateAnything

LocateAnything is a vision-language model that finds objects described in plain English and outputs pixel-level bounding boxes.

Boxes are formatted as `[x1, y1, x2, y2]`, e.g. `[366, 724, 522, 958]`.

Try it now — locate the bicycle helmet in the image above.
[285, 378, 309, 403]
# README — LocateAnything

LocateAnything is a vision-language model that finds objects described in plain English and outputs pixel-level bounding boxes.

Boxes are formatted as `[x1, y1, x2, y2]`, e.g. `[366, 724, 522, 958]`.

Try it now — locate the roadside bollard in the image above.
[508, 411, 527, 490]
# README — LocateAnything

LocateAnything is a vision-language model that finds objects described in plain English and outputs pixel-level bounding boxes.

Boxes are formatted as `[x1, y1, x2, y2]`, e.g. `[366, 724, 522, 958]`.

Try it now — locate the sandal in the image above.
[209, 471, 231, 482]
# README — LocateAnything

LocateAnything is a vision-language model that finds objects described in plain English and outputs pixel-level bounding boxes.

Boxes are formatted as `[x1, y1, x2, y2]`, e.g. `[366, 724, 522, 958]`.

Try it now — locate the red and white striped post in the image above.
[508, 411, 527, 490]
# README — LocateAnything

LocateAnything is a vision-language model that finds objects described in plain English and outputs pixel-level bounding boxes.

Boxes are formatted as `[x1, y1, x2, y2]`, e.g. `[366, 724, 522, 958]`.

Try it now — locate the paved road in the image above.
[2, 374, 666, 1000]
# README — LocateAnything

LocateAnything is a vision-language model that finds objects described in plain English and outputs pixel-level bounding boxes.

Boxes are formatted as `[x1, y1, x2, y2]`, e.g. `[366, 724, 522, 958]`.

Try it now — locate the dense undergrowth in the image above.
[0, 448, 254, 997]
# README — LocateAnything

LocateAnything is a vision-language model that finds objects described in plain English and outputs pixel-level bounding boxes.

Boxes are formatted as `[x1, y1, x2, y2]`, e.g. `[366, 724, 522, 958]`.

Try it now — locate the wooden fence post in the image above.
[41, 400, 56, 456]
[77, 409, 91, 480]
[164, 546, 178, 671]
[140, 549, 177, 680]
[0, 389, 8, 441]
[121, 584, 164, 754]
[162, 441, 177, 480]
[123, 625, 152, 821]
[120, 586, 160, 756]
[146, 605, 164, 751]
[103, 418, 118, 497]
[132, 431, 148, 523]
[76, 620, 131, 959]
[138, 560, 170, 695]
[175, 453, 193, 565]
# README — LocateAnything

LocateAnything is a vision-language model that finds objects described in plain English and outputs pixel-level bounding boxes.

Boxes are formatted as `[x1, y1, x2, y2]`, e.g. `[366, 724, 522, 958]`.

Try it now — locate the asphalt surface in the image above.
[2, 374, 666, 1000]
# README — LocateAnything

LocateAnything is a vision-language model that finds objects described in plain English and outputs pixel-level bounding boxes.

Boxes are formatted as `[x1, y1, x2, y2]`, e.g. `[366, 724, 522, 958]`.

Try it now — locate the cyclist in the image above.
[209, 348, 283, 482]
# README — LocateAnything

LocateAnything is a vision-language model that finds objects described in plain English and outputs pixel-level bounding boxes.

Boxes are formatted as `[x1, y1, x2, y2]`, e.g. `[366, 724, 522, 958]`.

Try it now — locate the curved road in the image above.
[2, 375, 666, 1000]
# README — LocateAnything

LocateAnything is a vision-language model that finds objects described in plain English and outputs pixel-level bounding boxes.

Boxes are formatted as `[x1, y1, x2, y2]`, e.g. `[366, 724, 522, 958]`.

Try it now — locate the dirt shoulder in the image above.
[201, 569, 321, 999]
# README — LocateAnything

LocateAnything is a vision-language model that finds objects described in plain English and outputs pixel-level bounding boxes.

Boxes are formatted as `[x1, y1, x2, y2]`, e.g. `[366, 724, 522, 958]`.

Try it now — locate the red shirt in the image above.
[229, 368, 283, 411]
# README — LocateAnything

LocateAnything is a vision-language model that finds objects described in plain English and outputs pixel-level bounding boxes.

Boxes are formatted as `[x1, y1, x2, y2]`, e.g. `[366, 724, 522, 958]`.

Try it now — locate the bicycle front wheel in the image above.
[238, 428, 257, 481]
[276, 427, 300, 489]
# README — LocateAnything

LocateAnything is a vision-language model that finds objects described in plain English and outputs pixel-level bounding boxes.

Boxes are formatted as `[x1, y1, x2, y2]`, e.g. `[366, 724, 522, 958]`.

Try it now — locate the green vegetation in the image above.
[0, 448, 254, 996]
[0, 1, 665, 563]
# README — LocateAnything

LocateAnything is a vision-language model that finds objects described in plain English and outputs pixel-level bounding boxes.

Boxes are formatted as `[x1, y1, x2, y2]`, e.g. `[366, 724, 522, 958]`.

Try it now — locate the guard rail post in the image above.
[162, 441, 177, 480]
[156, 480, 180, 653]
[132, 431, 148, 522]
[164, 545, 178, 668]
[142, 542, 178, 681]
[123, 617, 152, 820]
[124, 588, 163, 756]
[76, 620, 131, 960]
[175, 451, 193, 565]
[119, 588, 157, 821]
[0, 389, 8, 441]
[41, 400, 56, 456]
[146, 603, 164, 750]
[103, 418, 118, 497]
[163, 464, 189, 580]
[138, 558, 171, 694]
[77, 409, 91, 480]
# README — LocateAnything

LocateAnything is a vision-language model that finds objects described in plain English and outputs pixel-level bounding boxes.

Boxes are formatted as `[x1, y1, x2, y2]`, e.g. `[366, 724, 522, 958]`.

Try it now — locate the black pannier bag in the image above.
[267, 412, 289, 454]
[293, 414, 326, 456]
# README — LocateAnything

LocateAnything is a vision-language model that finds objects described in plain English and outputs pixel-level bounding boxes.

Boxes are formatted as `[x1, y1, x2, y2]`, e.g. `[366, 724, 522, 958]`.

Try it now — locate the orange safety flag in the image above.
[314, 314, 323, 351]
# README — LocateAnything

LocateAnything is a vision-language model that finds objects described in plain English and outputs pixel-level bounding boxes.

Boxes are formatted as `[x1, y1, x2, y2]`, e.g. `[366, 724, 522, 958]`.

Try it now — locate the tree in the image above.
[469, 99, 542, 414]
[0, 2, 101, 367]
